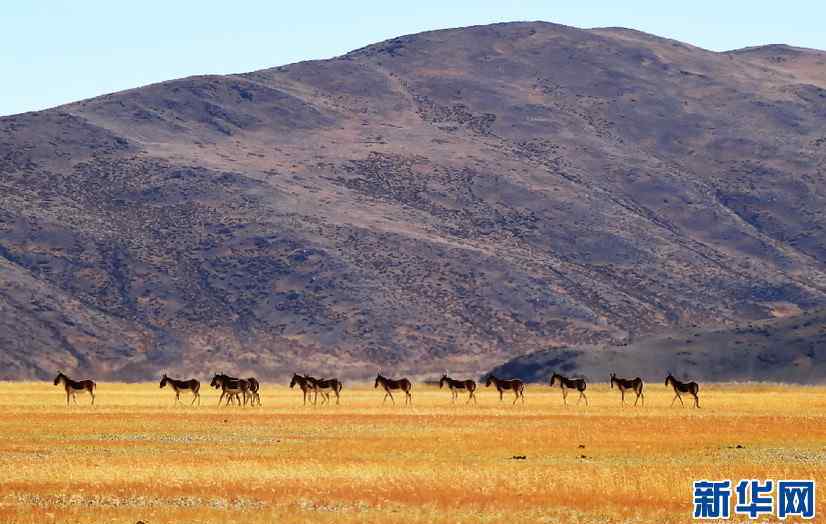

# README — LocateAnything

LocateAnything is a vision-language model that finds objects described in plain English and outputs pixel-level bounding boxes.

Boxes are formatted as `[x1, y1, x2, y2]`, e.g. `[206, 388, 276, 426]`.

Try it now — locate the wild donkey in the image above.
[374, 374, 413, 405]
[54, 372, 96, 406]
[665, 372, 700, 408]
[439, 373, 477, 404]
[485, 375, 525, 405]
[160, 374, 201, 406]
[609, 373, 644, 407]
[549, 372, 588, 407]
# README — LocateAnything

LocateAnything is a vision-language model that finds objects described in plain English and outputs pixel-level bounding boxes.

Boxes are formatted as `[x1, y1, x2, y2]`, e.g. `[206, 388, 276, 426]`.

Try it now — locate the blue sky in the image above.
[2, 1, 824, 116]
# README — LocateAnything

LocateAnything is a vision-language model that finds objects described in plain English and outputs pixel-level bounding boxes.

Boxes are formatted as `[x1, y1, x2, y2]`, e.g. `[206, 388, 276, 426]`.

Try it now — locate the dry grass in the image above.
[0, 381, 824, 523]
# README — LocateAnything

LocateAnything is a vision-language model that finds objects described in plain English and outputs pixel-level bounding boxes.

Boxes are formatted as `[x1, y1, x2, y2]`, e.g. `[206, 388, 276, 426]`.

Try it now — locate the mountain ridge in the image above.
[2, 21, 826, 381]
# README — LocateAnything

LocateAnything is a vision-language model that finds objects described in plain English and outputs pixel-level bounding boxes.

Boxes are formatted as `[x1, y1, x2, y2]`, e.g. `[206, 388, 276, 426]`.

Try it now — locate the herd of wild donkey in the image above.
[52, 371, 702, 408]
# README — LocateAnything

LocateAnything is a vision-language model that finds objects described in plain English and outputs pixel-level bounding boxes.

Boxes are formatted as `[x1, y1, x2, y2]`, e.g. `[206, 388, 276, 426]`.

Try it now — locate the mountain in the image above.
[2, 22, 826, 381]
[488, 309, 826, 384]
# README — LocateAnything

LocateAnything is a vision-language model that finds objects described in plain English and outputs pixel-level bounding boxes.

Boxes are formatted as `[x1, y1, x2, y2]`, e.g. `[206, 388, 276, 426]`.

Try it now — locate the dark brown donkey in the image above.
[53, 372, 96, 406]
[310, 377, 343, 405]
[290, 373, 318, 405]
[439, 374, 477, 404]
[210, 373, 249, 407]
[245, 377, 261, 407]
[374, 374, 413, 405]
[665, 372, 700, 408]
[160, 374, 201, 406]
[485, 375, 525, 405]
[609, 373, 644, 407]
[549, 372, 588, 407]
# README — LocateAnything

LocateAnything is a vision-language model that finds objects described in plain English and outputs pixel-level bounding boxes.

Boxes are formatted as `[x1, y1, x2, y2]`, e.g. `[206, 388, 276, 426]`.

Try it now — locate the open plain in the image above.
[0, 381, 823, 523]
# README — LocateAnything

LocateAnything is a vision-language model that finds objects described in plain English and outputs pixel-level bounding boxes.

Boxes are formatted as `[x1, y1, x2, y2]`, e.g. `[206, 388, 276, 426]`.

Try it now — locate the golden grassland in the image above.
[0, 381, 823, 524]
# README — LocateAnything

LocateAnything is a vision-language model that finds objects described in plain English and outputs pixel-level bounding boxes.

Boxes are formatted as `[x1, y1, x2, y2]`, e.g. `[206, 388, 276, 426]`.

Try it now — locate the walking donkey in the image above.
[210, 373, 250, 407]
[609, 373, 644, 407]
[160, 374, 201, 406]
[374, 373, 413, 405]
[53, 372, 96, 406]
[549, 372, 588, 407]
[665, 372, 700, 408]
[290, 373, 321, 406]
[439, 373, 477, 404]
[308, 376, 343, 406]
[485, 375, 525, 405]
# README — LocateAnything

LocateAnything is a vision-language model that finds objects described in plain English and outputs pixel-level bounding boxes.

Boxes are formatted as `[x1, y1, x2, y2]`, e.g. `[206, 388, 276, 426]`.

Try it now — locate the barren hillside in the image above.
[2, 22, 826, 380]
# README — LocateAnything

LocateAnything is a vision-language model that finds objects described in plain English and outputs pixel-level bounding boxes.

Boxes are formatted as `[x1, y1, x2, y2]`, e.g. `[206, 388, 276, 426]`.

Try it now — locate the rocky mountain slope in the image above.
[2, 22, 826, 380]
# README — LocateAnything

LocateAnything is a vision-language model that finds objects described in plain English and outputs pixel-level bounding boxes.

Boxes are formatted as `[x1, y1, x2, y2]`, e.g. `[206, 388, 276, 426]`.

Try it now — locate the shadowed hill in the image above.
[487, 309, 826, 384]
[2, 21, 826, 381]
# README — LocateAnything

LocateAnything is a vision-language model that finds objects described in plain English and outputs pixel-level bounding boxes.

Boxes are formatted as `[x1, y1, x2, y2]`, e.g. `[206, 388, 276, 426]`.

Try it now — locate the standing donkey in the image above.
[160, 374, 201, 406]
[210, 373, 249, 407]
[290, 373, 318, 406]
[311, 377, 344, 405]
[549, 372, 588, 407]
[609, 373, 644, 407]
[245, 377, 261, 406]
[54, 372, 96, 406]
[665, 372, 700, 408]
